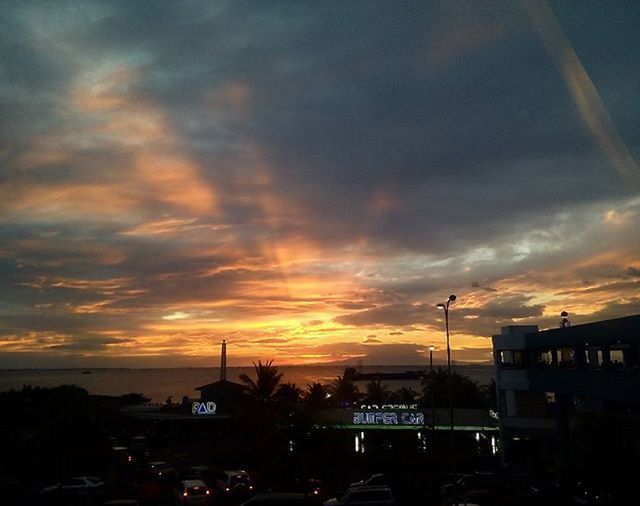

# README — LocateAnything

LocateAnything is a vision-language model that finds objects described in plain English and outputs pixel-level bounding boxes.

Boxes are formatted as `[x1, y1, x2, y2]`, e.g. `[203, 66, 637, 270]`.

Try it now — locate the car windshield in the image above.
[188, 486, 208, 495]
[367, 476, 387, 485]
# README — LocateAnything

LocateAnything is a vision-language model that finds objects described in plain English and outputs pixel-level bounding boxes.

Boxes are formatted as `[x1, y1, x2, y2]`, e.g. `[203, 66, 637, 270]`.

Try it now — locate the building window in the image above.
[500, 350, 525, 368]
[557, 347, 575, 368]
[587, 346, 605, 369]
[608, 344, 633, 369]
[531, 349, 554, 368]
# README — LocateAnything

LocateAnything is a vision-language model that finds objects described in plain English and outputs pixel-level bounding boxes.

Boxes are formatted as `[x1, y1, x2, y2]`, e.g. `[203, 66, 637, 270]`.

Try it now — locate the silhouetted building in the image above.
[492, 314, 640, 469]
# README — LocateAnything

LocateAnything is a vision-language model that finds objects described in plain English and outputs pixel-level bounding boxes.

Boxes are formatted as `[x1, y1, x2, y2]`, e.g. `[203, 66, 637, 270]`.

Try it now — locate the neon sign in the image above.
[360, 404, 418, 410]
[352, 410, 425, 426]
[192, 401, 217, 415]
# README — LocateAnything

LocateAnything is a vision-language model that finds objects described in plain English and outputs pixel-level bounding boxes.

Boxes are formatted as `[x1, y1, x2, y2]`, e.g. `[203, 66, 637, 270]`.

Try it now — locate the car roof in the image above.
[351, 485, 392, 492]
[225, 470, 248, 475]
[244, 493, 307, 502]
[181, 479, 207, 488]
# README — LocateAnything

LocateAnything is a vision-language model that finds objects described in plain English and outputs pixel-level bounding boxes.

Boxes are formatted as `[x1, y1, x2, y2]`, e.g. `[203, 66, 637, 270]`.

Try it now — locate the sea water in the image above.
[0, 364, 495, 403]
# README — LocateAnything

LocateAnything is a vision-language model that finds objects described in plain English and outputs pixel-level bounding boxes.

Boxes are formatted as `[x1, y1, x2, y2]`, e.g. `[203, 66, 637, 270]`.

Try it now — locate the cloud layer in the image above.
[1, 1, 639, 367]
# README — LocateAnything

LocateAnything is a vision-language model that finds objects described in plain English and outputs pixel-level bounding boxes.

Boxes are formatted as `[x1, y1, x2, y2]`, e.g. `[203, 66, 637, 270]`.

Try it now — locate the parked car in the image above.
[216, 469, 253, 499]
[174, 479, 212, 505]
[242, 492, 321, 505]
[0, 476, 24, 501]
[324, 486, 397, 506]
[349, 473, 420, 503]
[41, 476, 105, 497]
[180, 466, 222, 489]
[277, 478, 325, 499]
[349, 474, 389, 490]
[129, 435, 150, 460]
[441, 473, 508, 498]
[145, 461, 176, 480]
[298, 479, 324, 499]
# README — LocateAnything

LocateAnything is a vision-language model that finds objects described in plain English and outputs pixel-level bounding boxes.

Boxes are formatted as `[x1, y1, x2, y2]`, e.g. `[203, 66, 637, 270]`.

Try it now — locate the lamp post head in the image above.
[428, 345, 436, 351]
[436, 303, 445, 310]
[448, 294, 457, 303]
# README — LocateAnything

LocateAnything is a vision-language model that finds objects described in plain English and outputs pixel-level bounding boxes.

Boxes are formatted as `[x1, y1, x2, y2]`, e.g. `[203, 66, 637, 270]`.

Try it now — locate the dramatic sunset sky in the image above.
[1, 1, 639, 368]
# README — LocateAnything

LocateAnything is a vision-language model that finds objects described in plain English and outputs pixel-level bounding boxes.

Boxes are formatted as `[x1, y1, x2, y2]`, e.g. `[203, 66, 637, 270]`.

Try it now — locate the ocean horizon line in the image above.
[0, 362, 492, 372]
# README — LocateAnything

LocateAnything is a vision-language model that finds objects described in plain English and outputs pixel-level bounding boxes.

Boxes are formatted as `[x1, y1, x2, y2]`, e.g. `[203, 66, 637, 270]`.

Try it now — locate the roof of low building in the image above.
[195, 379, 248, 392]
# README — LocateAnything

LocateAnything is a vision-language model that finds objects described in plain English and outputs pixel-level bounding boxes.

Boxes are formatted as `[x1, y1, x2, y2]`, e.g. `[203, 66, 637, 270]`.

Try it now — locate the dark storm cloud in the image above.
[335, 294, 544, 330]
[335, 303, 431, 327]
[46, 335, 132, 351]
[481, 295, 544, 319]
[8, 0, 628, 255]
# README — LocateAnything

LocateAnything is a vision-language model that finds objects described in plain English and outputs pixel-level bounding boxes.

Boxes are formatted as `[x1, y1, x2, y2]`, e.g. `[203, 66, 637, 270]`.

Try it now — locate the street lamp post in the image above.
[428, 345, 435, 371]
[428, 345, 436, 435]
[436, 295, 457, 500]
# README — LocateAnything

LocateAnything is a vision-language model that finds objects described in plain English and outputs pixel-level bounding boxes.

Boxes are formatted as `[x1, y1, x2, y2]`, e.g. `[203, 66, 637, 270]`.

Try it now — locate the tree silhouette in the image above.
[419, 368, 486, 408]
[274, 382, 303, 403]
[239, 360, 283, 402]
[328, 374, 360, 406]
[304, 382, 329, 410]
[394, 387, 418, 404]
[365, 380, 389, 405]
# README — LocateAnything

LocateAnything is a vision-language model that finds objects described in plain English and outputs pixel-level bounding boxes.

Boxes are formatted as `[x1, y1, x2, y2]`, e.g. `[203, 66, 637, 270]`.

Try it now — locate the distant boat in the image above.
[81, 371, 93, 375]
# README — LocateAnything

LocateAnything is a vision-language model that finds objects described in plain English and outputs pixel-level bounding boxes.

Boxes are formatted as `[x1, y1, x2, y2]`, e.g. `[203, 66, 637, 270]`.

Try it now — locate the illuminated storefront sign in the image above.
[352, 410, 425, 426]
[359, 404, 418, 410]
[192, 401, 217, 415]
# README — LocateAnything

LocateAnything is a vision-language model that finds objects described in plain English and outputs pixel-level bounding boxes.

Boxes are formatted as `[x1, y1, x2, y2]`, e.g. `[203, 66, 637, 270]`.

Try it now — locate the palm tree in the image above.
[365, 380, 388, 405]
[304, 382, 328, 410]
[395, 387, 418, 404]
[328, 374, 360, 406]
[274, 382, 303, 403]
[239, 360, 283, 402]
[420, 368, 486, 408]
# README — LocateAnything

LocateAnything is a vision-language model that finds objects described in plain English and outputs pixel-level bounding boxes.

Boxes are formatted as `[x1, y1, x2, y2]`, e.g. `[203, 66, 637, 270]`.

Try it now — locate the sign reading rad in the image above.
[352, 410, 425, 426]
[192, 401, 217, 415]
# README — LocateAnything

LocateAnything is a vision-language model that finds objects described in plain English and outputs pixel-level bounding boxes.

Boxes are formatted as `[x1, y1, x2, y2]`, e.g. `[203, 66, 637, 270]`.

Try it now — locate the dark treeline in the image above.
[0, 385, 148, 481]
[236, 360, 496, 410]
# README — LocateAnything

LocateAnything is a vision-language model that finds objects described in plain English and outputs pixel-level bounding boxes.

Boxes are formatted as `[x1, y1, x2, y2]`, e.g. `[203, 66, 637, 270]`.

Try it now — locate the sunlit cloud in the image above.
[163, 312, 191, 321]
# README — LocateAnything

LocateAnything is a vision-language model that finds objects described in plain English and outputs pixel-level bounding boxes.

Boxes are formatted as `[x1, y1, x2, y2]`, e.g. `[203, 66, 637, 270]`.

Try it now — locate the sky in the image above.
[1, 0, 639, 368]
